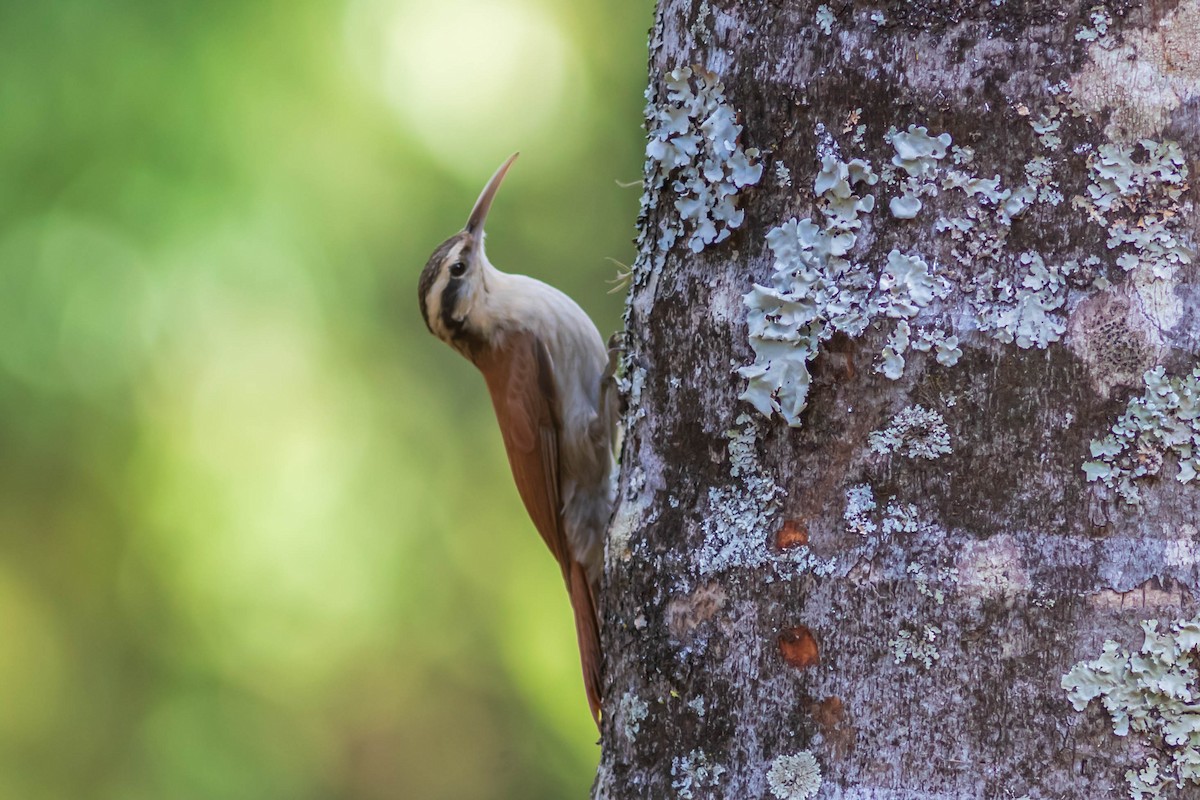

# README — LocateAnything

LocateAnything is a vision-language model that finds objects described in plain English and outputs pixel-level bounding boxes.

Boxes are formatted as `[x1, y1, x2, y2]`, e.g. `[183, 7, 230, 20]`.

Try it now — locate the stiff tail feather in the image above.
[568, 560, 603, 727]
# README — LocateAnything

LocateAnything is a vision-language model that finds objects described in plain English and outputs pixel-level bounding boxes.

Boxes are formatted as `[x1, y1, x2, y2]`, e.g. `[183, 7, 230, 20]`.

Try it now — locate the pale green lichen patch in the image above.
[880, 250, 946, 316]
[1078, 140, 1192, 280]
[942, 167, 1036, 226]
[889, 192, 923, 219]
[739, 171, 952, 425]
[643, 66, 762, 254]
[1083, 365, 1200, 505]
[740, 229, 950, 424]
[1031, 107, 1063, 151]
[908, 562, 958, 606]
[671, 749, 726, 798]
[889, 125, 952, 178]
[913, 326, 962, 367]
[890, 624, 941, 669]
[1024, 155, 1063, 205]
[766, 751, 822, 800]
[815, 4, 834, 35]
[1063, 617, 1200, 798]
[737, 213, 868, 425]
[815, 155, 878, 228]
[969, 252, 1079, 349]
[1074, 5, 1112, 43]
[885, 124, 952, 220]
[737, 84, 1189, 435]
[922, 128, 1085, 355]
[868, 404, 952, 460]
[879, 319, 911, 380]
[618, 691, 650, 743]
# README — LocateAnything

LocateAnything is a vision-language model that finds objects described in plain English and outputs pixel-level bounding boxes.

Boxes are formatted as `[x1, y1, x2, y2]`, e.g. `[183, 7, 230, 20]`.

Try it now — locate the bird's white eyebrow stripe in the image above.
[426, 240, 473, 338]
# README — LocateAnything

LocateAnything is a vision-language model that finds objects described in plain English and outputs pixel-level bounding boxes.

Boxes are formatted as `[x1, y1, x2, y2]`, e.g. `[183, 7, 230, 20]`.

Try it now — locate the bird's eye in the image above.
[449, 261, 468, 278]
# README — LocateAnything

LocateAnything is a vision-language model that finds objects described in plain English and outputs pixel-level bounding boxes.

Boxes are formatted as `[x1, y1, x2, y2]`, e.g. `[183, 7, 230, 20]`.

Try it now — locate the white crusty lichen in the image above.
[844, 483, 877, 534]
[618, 691, 649, 743]
[1025, 155, 1063, 205]
[891, 624, 942, 669]
[696, 414, 779, 574]
[671, 749, 726, 798]
[644, 66, 763, 254]
[844, 483, 951, 560]
[766, 751, 822, 800]
[774, 160, 793, 187]
[844, 483, 939, 542]
[697, 414, 836, 578]
[1063, 617, 1200, 798]
[1083, 365, 1200, 505]
[844, 485, 958, 604]
[689, 0, 712, 44]
[882, 500, 923, 536]
[868, 404, 952, 460]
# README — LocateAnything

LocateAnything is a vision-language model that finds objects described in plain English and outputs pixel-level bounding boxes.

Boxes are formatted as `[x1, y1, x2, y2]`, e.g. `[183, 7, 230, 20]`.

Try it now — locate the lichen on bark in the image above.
[599, 1, 1200, 798]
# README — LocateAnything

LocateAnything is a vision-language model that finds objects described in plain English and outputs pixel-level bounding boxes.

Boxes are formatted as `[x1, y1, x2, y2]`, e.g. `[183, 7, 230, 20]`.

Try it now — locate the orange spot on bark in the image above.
[774, 519, 809, 549]
[778, 625, 820, 668]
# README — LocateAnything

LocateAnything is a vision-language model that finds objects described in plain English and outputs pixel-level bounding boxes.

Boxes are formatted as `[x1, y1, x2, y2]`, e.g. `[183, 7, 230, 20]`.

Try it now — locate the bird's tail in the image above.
[568, 559, 603, 728]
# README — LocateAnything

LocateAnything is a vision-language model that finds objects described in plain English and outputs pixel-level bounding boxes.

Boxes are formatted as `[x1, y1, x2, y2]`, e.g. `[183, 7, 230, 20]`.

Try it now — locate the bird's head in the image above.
[418, 153, 518, 349]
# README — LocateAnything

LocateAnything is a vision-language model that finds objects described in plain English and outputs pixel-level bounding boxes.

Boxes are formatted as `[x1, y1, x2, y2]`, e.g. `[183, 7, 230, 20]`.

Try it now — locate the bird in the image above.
[417, 153, 618, 725]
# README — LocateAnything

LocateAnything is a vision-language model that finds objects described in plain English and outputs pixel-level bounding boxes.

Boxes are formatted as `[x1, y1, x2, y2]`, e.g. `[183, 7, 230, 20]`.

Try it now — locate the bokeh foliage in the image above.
[0, 0, 650, 796]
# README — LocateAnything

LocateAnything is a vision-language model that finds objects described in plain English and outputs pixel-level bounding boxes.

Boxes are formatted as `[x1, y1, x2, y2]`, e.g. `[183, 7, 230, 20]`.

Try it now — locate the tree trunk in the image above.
[597, 1, 1200, 798]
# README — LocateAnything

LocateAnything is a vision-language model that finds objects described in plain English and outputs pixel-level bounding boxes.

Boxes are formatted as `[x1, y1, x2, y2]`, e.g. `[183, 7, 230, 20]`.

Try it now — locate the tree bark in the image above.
[598, 1, 1200, 798]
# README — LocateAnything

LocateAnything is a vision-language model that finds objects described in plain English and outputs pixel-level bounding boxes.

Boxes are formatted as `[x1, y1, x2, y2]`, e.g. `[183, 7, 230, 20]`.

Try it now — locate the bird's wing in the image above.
[476, 330, 603, 724]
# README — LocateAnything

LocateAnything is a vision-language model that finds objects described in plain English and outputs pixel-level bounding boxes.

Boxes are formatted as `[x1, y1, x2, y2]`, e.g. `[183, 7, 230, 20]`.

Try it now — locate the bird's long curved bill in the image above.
[465, 152, 519, 236]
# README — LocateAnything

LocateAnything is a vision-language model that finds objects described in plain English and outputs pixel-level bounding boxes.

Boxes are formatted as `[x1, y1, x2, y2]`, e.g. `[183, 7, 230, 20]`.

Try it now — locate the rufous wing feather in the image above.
[475, 330, 603, 725]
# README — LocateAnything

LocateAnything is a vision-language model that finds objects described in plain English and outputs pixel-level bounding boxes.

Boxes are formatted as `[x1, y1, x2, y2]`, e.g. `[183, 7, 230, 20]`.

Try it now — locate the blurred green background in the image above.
[0, 0, 650, 797]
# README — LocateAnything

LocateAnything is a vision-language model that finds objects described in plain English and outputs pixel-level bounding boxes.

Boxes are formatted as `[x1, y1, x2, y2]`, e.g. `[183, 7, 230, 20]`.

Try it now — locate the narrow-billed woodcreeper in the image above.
[418, 154, 617, 724]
